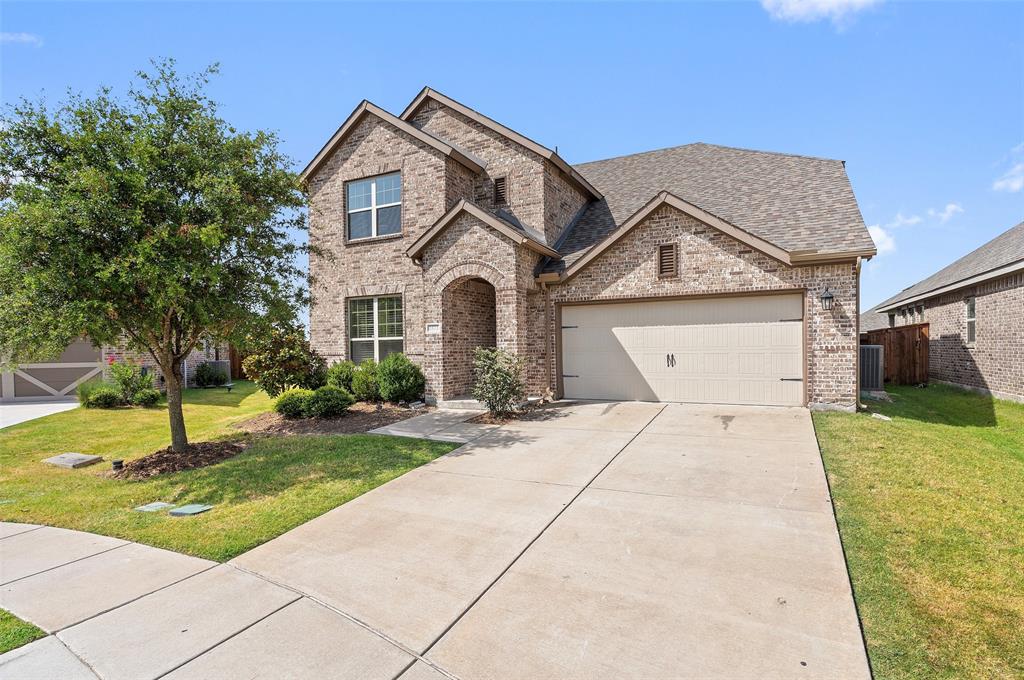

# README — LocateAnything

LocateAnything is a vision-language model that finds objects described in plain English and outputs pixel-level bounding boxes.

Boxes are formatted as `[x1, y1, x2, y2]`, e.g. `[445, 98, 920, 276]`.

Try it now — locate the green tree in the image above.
[0, 60, 308, 452]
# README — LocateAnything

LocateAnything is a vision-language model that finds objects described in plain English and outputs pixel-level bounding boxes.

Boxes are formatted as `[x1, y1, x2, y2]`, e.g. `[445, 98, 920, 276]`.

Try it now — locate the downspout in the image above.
[855, 257, 863, 410]
[541, 281, 552, 396]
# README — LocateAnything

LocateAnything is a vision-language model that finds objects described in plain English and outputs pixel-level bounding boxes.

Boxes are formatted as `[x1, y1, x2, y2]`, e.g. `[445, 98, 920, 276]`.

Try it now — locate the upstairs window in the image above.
[347, 173, 402, 240]
[965, 297, 976, 345]
[349, 296, 404, 363]
[657, 243, 678, 278]
[887, 313, 895, 328]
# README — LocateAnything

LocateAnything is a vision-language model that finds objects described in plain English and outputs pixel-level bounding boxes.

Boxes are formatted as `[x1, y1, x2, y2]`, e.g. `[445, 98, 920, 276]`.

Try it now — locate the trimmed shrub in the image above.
[326, 360, 357, 392]
[132, 388, 162, 407]
[350, 359, 380, 402]
[109, 360, 154, 403]
[472, 347, 524, 416]
[377, 353, 425, 403]
[76, 378, 106, 405]
[274, 388, 314, 419]
[85, 385, 123, 409]
[306, 385, 355, 418]
[195, 362, 228, 387]
[242, 325, 327, 397]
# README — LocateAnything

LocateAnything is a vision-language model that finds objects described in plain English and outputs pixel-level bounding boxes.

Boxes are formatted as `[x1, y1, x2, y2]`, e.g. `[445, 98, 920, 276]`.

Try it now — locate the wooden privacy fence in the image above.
[860, 323, 929, 385]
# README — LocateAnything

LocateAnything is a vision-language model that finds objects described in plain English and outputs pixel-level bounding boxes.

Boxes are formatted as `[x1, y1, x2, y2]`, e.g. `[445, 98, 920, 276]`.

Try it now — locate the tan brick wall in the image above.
[539, 205, 860, 409]
[920, 273, 1023, 401]
[103, 340, 228, 388]
[441, 278, 497, 397]
[307, 116, 450, 367]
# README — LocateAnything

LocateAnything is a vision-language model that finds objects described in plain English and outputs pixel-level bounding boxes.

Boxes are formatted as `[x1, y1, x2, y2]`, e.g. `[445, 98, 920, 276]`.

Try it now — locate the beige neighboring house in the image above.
[305, 88, 876, 411]
[0, 339, 228, 403]
[864, 220, 1024, 402]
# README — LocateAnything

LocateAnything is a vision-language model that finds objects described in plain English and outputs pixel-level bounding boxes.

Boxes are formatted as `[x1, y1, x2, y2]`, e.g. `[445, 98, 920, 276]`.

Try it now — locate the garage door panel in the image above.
[561, 295, 804, 407]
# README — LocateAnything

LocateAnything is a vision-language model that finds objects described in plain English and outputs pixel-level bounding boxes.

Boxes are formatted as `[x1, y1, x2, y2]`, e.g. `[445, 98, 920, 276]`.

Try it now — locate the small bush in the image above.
[132, 388, 162, 407]
[109, 360, 154, 403]
[306, 385, 355, 418]
[242, 325, 327, 397]
[76, 378, 106, 405]
[85, 385, 124, 409]
[326, 360, 357, 392]
[274, 388, 314, 419]
[472, 347, 524, 416]
[377, 353, 425, 403]
[195, 362, 228, 387]
[350, 359, 380, 402]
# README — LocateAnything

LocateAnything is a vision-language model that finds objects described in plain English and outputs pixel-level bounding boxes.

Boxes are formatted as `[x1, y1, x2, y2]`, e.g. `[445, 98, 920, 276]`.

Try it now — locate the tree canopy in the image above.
[0, 60, 309, 451]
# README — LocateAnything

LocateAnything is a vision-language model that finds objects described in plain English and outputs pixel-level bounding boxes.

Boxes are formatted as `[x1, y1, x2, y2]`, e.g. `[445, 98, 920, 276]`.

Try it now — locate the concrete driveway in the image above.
[2, 401, 869, 679]
[0, 401, 78, 430]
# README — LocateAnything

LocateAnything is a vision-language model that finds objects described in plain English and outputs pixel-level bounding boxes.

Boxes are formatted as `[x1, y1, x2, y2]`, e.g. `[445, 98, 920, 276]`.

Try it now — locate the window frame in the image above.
[965, 296, 976, 347]
[348, 295, 404, 362]
[345, 172, 403, 242]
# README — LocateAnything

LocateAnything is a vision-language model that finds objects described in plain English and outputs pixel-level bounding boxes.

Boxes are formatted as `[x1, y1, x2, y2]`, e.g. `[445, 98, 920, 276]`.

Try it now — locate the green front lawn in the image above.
[0, 609, 45, 654]
[813, 384, 1024, 679]
[0, 382, 457, 561]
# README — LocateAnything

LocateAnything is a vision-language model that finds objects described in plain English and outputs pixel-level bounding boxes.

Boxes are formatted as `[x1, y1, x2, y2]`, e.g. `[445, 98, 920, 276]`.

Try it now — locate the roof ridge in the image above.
[573, 141, 843, 169]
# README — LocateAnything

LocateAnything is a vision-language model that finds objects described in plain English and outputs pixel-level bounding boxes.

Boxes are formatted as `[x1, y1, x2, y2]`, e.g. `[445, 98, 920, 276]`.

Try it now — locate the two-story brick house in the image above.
[305, 88, 876, 411]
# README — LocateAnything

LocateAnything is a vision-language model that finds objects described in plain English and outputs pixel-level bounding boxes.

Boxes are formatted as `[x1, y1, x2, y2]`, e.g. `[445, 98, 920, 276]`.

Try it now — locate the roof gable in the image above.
[300, 100, 485, 182]
[876, 220, 1024, 311]
[400, 87, 602, 201]
[549, 192, 794, 282]
[406, 200, 560, 260]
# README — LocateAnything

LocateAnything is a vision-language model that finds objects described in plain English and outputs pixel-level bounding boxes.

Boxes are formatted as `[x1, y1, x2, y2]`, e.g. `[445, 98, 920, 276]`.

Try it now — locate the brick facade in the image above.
[893, 273, 1022, 402]
[102, 340, 229, 388]
[307, 97, 865, 410]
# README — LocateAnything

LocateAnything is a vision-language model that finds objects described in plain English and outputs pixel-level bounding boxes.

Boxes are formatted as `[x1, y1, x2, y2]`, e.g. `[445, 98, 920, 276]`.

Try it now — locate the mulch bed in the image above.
[234, 401, 431, 436]
[112, 440, 249, 479]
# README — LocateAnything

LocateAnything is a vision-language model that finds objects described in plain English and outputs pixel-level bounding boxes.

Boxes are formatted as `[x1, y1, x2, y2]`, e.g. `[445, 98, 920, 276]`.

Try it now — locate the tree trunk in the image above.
[162, 358, 189, 453]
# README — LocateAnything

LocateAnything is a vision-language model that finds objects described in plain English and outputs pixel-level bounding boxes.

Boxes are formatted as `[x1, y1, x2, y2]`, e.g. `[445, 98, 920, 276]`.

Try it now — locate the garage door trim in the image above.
[555, 289, 808, 406]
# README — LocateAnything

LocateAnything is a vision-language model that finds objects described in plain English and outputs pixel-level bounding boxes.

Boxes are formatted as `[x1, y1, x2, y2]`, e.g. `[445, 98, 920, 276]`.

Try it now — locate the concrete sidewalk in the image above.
[1, 401, 869, 679]
[0, 401, 78, 430]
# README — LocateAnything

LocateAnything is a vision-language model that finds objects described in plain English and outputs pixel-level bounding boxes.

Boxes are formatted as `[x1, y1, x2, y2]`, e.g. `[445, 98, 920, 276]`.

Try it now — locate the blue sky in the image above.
[3, 1, 1022, 309]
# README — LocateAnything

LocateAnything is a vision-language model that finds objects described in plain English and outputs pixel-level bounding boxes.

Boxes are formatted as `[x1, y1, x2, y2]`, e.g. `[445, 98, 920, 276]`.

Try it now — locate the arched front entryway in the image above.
[440, 276, 497, 399]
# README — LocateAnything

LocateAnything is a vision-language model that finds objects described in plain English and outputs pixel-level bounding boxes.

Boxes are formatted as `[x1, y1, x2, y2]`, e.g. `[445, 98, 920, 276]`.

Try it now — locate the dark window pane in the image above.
[377, 205, 401, 235]
[379, 339, 404, 360]
[348, 211, 372, 240]
[350, 340, 375, 364]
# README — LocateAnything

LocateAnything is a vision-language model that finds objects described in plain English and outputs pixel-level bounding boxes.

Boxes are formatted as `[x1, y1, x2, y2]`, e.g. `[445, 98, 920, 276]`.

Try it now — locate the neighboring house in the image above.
[871, 221, 1024, 402]
[305, 88, 876, 410]
[0, 339, 227, 403]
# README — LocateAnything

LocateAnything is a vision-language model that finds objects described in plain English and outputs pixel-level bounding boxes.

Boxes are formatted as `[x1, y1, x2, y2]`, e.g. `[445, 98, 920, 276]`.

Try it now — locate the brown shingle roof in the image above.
[546, 142, 874, 273]
[859, 303, 892, 333]
[875, 221, 1024, 310]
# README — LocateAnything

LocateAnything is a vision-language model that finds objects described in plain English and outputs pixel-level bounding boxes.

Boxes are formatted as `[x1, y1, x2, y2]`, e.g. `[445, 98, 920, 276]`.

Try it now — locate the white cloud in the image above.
[928, 203, 964, 223]
[888, 212, 921, 228]
[993, 162, 1024, 193]
[868, 224, 895, 254]
[1, 32, 43, 47]
[760, 0, 881, 25]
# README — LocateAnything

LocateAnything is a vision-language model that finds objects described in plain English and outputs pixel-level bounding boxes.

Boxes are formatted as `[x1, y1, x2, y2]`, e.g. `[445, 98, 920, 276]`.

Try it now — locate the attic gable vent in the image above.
[657, 243, 678, 278]
[493, 176, 508, 206]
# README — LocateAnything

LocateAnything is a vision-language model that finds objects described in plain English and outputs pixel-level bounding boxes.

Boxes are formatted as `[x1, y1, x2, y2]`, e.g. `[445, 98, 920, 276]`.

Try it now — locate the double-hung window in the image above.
[347, 173, 402, 240]
[349, 296, 404, 363]
[965, 297, 976, 346]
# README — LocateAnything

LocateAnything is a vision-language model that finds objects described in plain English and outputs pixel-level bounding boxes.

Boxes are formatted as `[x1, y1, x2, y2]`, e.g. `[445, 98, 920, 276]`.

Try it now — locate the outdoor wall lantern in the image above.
[819, 288, 835, 311]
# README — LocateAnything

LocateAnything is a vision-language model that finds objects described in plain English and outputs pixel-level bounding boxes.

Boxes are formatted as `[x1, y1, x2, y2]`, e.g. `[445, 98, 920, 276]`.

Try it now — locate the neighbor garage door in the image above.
[560, 294, 804, 406]
[0, 339, 102, 403]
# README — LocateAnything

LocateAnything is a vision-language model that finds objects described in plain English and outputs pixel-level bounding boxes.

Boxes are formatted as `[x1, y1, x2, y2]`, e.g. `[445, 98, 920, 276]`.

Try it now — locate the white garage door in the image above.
[560, 294, 804, 406]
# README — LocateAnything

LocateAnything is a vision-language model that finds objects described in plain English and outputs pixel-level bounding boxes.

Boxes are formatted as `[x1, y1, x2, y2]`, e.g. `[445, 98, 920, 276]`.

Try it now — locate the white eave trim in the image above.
[877, 259, 1024, 312]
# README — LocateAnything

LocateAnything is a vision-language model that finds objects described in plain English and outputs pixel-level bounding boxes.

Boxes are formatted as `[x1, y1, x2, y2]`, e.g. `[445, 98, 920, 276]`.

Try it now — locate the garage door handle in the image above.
[666, 353, 676, 367]
[780, 378, 803, 382]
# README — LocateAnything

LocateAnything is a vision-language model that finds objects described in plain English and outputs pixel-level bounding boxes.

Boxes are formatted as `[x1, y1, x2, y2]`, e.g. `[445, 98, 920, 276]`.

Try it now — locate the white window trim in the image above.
[347, 174, 402, 241]
[349, 295, 404, 361]
[965, 296, 976, 347]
